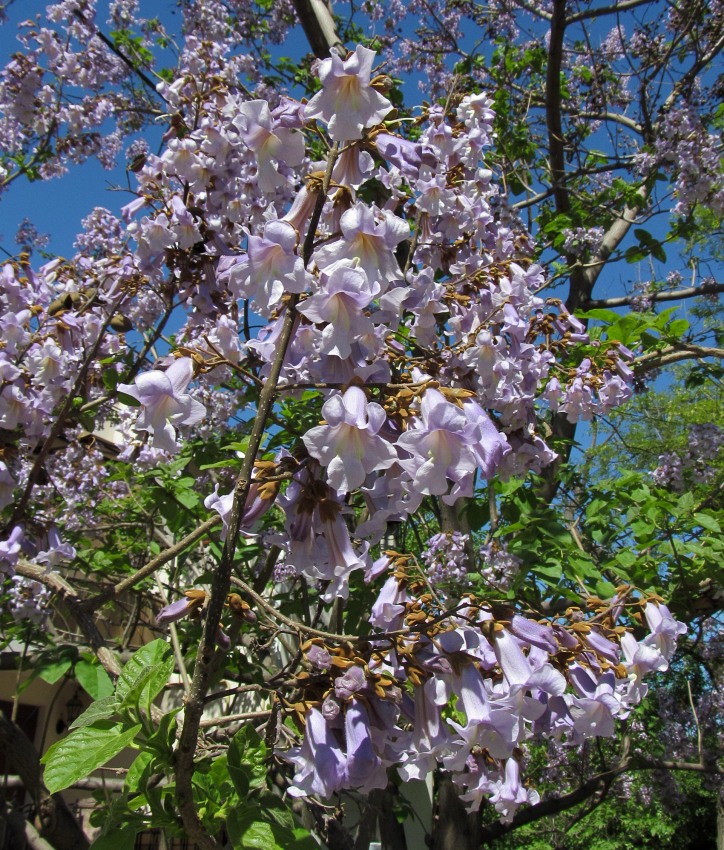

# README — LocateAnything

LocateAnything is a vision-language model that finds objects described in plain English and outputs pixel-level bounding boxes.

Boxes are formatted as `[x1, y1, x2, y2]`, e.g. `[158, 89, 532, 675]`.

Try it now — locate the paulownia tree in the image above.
[0, 1, 721, 849]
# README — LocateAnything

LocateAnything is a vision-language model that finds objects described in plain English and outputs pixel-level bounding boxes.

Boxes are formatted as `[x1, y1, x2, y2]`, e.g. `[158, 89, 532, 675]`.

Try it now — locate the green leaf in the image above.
[90, 826, 138, 850]
[119, 662, 174, 713]
[36, 646, 78, 685]
[70, 695, 120, 730]
[533, 564, 563, 579]
[117, 391, 141, 407]
[625, 245, 648, 263]
[42, 720, 142, 794]
[124, 750, 154, 794]
[693, 512, 721, 533]
[576, 308, 622, 324]
[144, 708, 180, 763]
[116, 640, 173, 706]
[615, 550, 637, 568]
[227, 809, 316, 850]
[227, 725, 268, 798]
[667, 318, 689, 337]
[236, 821, 280, 849]
[75, 659, 114, 700]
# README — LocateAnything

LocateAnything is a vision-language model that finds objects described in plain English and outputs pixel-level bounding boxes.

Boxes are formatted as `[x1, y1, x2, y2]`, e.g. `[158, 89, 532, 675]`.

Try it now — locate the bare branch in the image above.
[86, 514, 222, 608]
[589, 282, 724, 308]
[174, 143, 342, 850]
[15, 559, 122, 678]
[635, 343, 724, 372]
[480, 755, 722, 841]
[568, 0, 656, 24]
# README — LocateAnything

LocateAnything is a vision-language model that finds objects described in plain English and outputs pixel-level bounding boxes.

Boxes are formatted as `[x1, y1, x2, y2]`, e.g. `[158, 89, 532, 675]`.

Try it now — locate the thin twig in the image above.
[174, 143, 341, 850]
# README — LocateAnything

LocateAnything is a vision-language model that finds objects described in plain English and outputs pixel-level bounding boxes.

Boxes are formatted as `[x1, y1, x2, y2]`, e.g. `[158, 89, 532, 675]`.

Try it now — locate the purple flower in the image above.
[36, 527, 76, 567]
[297, 260, 379, 359]
[235, 100, 305, 192]
[218, 220, 308, 316]
[117, 357, 207, 453]
[0, 461, 15, 510]
[303, 386, 397, 491]
[488, 758, 539, 823]
[305, 46, 392, 141]
[397, 389, 507, 496]
[284, 708, 345, 798]
[369, 574, 409, 631]
[0, 526, 24, 575]
[374, 132, 422, 178]
[343, 701, 388, 792]
[642, 601, 686, 663]
[307, 644, 333, 670]
[156, 590, 207, 626]
[334, 665, 367, 700]
[313, 203, 409, 293]
[567, 667, 622, 740]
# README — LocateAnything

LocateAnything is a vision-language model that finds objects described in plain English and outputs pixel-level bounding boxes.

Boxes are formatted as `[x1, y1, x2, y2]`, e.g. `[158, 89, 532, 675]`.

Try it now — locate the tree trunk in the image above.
[429, 775, 481, 850]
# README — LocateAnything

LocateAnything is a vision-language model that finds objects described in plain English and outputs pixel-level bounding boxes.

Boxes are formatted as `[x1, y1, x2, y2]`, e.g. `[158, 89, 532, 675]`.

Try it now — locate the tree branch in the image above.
[480, 755, 722, 841]
[15, 560, 122, 678]
[174, 144, 341, 850]
[291, 0, 343, 58]
[86, 514, 222, 608]
[634, 343, 724, 372]
[589, 282, 724, 308]
[567, 0, 654, 24]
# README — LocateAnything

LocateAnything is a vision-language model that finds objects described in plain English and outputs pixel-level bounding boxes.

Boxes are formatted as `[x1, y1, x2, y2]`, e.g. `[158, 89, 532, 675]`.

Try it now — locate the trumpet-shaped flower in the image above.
[284, 707, 345, 798]
[219, 220, 308, 315]
[305, 46, 392, 141]
[313, 203, 409, 292]
[303, 386, 397, 491]
[235, 99, 305, 192]
[397, 389, 507, 496]
[297, 260, 379, 359]
[118, 357, 206, 454]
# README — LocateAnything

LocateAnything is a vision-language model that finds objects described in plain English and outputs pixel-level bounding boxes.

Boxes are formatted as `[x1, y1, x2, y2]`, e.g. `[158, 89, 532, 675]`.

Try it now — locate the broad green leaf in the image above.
[36, 646, 78, 685]
[533, 564, 563, 579]
[119, 662, 174, 713]
[667, 318, 689, 337]
[228, 813, 317, 850]
[576, 308, 622, 324]
[236, 821, 282, 849]
[614, 550, 637, 568]
[42, 720, 142, 794]
[117, 391, 141, 407]
[694, 512, 721, 533]
[90, 826, 137, 850]
[75, 658, 114, 700]
[144, 708, 180, 763]
[70, 695, 120, 730]
[116, 640, 173, 706]
[227, 726, 268, 799]
[124, 750, 154, 794]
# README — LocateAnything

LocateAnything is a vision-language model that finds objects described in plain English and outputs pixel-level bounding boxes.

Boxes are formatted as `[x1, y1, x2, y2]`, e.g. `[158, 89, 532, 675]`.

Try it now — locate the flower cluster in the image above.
[652, 423, 724, 491]
[8, 575, 52, 625]
[0, 31, 673, 828]
[421, 531, 472, 588]
[283, 578, 685, 821]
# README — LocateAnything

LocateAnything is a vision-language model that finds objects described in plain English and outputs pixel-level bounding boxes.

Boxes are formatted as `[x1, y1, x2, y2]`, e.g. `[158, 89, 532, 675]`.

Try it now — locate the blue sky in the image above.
[0, 1, 718, 303]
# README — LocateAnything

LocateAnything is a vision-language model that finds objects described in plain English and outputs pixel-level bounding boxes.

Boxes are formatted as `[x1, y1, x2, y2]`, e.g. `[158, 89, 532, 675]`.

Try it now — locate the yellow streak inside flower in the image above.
[337, 75, 362, 110]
